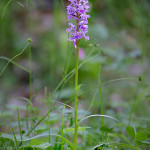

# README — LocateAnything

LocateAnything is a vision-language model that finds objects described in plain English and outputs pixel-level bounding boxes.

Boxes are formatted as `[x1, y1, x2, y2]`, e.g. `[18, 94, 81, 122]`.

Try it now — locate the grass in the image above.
[0, 0, 150, 150]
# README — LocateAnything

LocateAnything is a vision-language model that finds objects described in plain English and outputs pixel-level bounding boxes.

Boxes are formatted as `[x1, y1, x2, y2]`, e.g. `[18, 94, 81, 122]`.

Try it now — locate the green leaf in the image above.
[110, 143, 140, 150]
[96, 144, 109, 149]
[100, 126, 113, 133]
[91, 143, 140, 150]
[0, 133, 21, 141]
[126, 126, 135, 139]
[22, 133, 73, 149]
[140, 140, 150, 145]
[19, 147, 34, 150]
[30, 142, 52, 149]
[69, 116, 73, 127]
[138, 76, 142, 81]
[30, 138, 48, 146]
[115, 123, 125, 127]
[136, 132, 148, 141]
[64, 126, 91, 133]
[20, 144, 53, 150]
[75, 84, 81, 92]
[145, 95, 150, 98]
[0, 137, 15, 149]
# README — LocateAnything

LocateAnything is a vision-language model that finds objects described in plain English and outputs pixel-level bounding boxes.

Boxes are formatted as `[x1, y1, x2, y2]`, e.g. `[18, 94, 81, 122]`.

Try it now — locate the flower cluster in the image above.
[66, 0, 90, 47]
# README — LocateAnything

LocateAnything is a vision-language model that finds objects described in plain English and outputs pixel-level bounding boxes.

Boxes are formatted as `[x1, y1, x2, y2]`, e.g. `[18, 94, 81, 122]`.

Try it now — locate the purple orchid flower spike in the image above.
[66, 0, 90, 47]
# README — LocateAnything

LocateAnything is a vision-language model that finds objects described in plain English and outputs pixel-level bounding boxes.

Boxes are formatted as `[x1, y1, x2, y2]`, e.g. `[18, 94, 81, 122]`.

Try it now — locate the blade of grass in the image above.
[27, 0, 33, 133]
[61, 105, 65, 150]
[78, 114, 119, 125]
[23, 132, 73, 149]
[51, 47, 96, 100]
[98, 66, 104, 142]
[11, 125, 19, 150]
[0, 56, 29, 73]
[16, 1, 24, 7]
[103, 77, 139, 85]
[0, 0, 12, 19]
[25, 98, 73, 136]
[27, 74, 139, 136]
[48, 93, 51, 143]
[78, 89, 98, 125]
[0, 43, 29, 77]
[18, 97, 33, 106]
[17, 108, 23, 141]
[110, 143, 140, 150]
[26, 86, 98, 136]
[49, 128, 51, 144]
[128, 88, 149, 125]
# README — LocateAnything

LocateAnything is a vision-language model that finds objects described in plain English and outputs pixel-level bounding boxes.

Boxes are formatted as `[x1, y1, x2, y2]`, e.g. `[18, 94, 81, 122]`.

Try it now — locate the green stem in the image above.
[74, 1, 80, 149]
[28, 41, 35, 133]
[29, 43, 32, 99]
[61, 105, 65, 150]
[17, 108, 23, 141]
[49, 129, 51, 143]
[98, 66, 104, 142]
[48, 94, 51, 143]
[11, 125, 19, 150]
[27, 0, 34, 132]
[74, 40, 79, 150]
[26, 108, 29, 130]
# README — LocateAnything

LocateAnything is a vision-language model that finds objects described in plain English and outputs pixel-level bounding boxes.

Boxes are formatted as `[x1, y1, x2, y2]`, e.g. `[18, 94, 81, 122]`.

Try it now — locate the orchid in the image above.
[67, 0, 90, 47]
[66, 1, 90, 149]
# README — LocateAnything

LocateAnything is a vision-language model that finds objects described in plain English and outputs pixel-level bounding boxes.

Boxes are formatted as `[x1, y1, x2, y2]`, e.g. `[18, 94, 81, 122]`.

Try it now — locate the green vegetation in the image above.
[0, 0, 150, 149]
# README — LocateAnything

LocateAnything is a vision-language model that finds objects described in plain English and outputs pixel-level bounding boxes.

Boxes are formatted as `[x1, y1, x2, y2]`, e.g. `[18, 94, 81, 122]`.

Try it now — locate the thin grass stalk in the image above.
[17, 108, 23, 141]
[128, 88, 148, 125]
[26, 47, 97, 136]
[26, 87, 95, 136]
[98, 66, 104, 142]
[0, 0, 12, 19]
[28, 43, 35, 130]
[43, 88, 51, 143]
[0, 43, 29, 77]
[61, 105, 65, 150]
[48, 94, 51, 143]
[0, 56, 30, 73]
[49, 129, 51, 143]
[27, 0, 35, 132]
[28, 43, 32, 100]
[50, 47, 96, 101]
[26, 107, 29, 130]
[11, 125, 19, 150]
[0, 41, 30, 131]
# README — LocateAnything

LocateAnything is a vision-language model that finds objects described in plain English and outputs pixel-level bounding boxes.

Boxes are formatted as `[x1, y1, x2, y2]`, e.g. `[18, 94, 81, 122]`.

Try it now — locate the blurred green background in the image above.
[0, 0, 150, 133]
